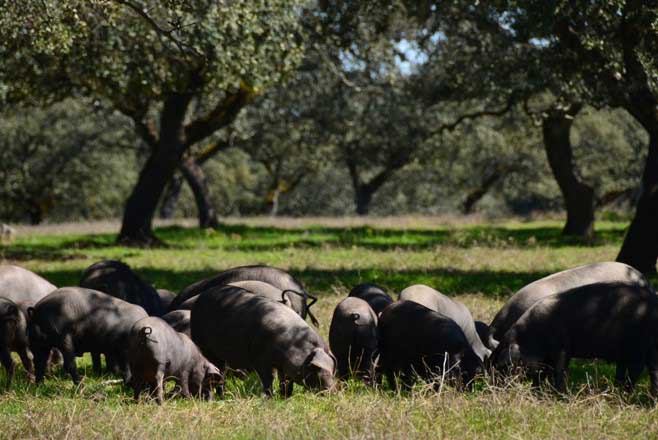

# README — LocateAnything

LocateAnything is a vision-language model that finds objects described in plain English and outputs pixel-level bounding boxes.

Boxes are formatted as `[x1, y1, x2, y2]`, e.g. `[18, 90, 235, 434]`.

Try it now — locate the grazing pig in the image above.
[399, 285, 491, 361]
[0, 298, 33, 385]
[0, 265, 56, 304]
[170, 280, 295, 313]
[488, 262, 651, 350]
[161, 310, 191, 337]
[191, 285, 335, 397]
[128, 317, 221, 404]
[156, 289, 177, 311]
[0, 265, 56, 380]
[348, 283, 393, 315]
[379, 300, 483, 390]
[493, 283, 658, 393]
[80, 260, 164, 316]
[27, 287, 148, 385]
[171, 265, 318, 325]
[228, 280, 294, 309]
[329, 297, 378, 382]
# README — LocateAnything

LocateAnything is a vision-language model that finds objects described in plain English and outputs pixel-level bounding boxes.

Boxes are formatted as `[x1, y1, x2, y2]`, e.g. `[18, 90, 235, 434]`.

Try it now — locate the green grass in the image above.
[1, 218, 658, 438]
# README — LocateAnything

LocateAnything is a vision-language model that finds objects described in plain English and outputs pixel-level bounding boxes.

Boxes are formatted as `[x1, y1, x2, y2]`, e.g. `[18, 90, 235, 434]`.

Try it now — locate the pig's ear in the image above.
[310, 349, 335, 373]
[205, 362, 222, 379]
[6, 304, 17, 316]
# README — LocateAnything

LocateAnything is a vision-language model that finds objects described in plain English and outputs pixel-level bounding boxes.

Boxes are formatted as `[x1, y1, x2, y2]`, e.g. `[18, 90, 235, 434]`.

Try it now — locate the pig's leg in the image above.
[257, 368, 274, 397]
[0, 349, 15, 388]
[62, 350, 80, 385]
[215, 360, 227, 400]
[106, 353, 119, 374]
[18, 347, 34, 382]
[155, 370, 165, 405]
[91, 352, 102, 375]
[552, 351, 569, 393]
[180, 373, 191, 398]
[33, 347, 50, 384]
[133, 380, 143, 402]
[278, 372, 293, 398]
[118, 353, 132, 386]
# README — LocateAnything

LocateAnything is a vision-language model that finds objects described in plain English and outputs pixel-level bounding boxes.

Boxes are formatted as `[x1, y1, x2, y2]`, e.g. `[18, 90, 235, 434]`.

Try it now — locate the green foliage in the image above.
[0, 1, 305, 106]
[0, 100, 139, 223]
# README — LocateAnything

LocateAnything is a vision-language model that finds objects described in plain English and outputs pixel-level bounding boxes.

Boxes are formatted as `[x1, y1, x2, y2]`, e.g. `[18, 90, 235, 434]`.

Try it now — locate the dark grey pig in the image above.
[128, 317, 221, 404]
[488, 262, 651, 349]
[161, 310, 191, 337]
[0, 264, 56, 304]
[27, 287, 148, 385]
[228, 280, 293, 308]
[0, 265, 56, 381]
[399, 284, 491, 361]
[191, 285, 335, 397]
[378, 300, 483, 390]
[493, 283, 658, 393]
[156, 289, 177, 312]
[80, 260, 163, 316]
[170, 280, 295, 313]
[329, 297, 378, 382]
[171, 265, 318, 324]
[0, 298, 33, 385]
[348, 283, 393, 315]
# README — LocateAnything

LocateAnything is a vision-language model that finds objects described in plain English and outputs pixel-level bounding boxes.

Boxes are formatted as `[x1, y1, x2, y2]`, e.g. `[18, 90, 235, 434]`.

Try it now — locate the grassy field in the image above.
[1, 217, 658, 438]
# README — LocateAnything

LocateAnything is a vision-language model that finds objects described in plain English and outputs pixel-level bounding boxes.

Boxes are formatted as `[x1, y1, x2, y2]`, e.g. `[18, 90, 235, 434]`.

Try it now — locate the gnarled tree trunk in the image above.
[616, 30, 658, 274]
[180, 157, 219, 228]
[118, 94, 192, 245]
[159, 174, 184, 219]
[461, 168, 504, 214]
[617, 117, 658, 274]
[542, 103, 595, 238]
[354, 187, 374, 216]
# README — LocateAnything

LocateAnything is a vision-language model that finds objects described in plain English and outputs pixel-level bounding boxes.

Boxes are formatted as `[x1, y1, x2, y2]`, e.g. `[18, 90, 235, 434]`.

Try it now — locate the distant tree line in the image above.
[0, 1, 656, 273]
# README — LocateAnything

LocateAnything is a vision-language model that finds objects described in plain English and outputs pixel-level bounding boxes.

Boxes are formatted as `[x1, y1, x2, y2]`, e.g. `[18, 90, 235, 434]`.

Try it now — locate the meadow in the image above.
[1, 217, 657, 439]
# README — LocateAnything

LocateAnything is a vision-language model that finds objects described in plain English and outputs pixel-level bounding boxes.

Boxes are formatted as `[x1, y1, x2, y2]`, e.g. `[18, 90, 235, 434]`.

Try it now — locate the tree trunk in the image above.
[27, 203, 43, 225]
[118, 94, 191, 245]
[159, 174, 184, 219]
[355, 186, 373, 216]
[617, 128, 658, 274]
[542, 104, 595, 238]
[180, 158, 219, 228]
[461, 169, 503, 214]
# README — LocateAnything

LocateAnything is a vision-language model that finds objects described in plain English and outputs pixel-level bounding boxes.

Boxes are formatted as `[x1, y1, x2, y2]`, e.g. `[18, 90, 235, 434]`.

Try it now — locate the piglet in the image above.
[128, 317, 221, 404]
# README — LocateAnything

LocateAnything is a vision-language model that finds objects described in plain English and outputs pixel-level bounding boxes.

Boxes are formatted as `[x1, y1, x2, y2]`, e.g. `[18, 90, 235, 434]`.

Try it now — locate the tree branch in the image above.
[596, 188, 637, 208]
[194, 140, 231, 165]
[112, 0, 203, 60]
[429, 95, 516, 137]
[184, 85, 256, 147]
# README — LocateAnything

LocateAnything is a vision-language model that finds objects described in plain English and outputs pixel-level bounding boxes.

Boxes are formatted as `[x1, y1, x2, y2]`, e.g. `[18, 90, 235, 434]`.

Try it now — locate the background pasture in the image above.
[1, 217, 656, 438]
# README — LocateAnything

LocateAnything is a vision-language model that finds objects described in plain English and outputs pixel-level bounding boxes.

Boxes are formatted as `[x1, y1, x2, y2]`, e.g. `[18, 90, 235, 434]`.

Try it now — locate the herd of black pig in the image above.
[0, 260, 656, 404]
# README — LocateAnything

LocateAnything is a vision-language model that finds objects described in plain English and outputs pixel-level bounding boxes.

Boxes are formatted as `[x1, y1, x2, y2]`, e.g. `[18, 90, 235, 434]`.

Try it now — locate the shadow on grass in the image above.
[37, 266, 553, 299]
[1, 223, 628, 261]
